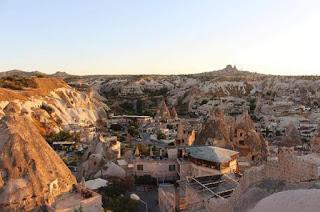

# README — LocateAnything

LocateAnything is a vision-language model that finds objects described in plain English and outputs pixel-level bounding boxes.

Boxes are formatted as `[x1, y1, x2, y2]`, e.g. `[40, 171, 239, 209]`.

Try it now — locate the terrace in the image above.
[187, 174, 239, 200]
[47, 186, 102, 212]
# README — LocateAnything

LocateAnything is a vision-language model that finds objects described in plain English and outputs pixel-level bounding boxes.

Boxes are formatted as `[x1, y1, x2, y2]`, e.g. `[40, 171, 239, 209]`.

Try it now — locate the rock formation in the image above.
[0, 77, 108, 137]
[195, 109, 232, 148]
[155, 99, 178, 122]
[280, 123, 303, 147]
[77, 134, 123, 180]
[169, 107, 178, 120]
[233, 112, 267, 161]
[223, 64, 238, 72]
[0, 114, 76, 210]
[195, 110, 267, 162]
[175, 121, 196, 146]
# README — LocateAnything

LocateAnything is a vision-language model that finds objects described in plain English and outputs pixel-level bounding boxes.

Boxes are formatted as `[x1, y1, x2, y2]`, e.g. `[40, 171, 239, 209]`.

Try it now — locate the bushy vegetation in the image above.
[0, 76, 37, 90]
[110, 124, 123, 131]
[102, 87, 119, 98]
[200, 99, 208, 105]
[98, 181, 138, 212]
[128, 122, 139, 137]
[40, 103, 54, 114]
[167, 124, 174, 130]
[143, 87, 169, 97]
[45, 130, 80, 144]
[135, 175, 157, 186]
[157, 131, 166, 140]
[120, 101, 135, 115]
[249, 98, 256, 112]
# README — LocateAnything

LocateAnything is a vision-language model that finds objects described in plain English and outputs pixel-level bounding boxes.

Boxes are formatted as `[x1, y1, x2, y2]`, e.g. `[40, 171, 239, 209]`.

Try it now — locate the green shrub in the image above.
[135, 175, 157, 186]
[40, 103, 54, 114]
[0, 76, 37, 90]
[157, 131, 166, 140]
[45, 131, 80, 144]
[98, 182, 138, 212]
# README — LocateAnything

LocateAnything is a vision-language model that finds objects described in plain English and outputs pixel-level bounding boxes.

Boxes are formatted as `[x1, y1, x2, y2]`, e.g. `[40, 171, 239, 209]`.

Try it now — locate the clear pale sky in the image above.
[1, 0, 320, 75]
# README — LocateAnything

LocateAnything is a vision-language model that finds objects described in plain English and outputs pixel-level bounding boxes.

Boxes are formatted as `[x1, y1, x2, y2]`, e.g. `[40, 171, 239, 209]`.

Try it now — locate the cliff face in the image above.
[0, 77, 108, 135]
[0, 115, 76, 210]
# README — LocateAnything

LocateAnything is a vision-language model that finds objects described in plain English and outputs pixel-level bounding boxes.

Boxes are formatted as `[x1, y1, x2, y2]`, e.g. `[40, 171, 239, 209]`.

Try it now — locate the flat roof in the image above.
[186, 146, 239, 163]
[85, 178, 108, 190]
[187, 174, 239, 199]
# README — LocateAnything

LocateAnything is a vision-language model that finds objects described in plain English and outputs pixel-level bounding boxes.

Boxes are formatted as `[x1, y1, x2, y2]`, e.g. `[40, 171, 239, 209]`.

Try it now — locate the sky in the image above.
[1, 0, 320, 75]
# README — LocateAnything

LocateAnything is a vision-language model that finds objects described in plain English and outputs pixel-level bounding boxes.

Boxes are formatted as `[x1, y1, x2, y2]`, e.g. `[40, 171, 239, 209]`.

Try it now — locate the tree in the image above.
[128, 125, 139, 137]
[136, 99, 143, 115]
[105, 196, 138, 212]
[45, 130, 80, 144]
[135, 175, 157, 186]
[200, 99, 208, 105]
[249, 98, 256, 112]
[98, 182, 138, 212]
[157, 131, 166, 140]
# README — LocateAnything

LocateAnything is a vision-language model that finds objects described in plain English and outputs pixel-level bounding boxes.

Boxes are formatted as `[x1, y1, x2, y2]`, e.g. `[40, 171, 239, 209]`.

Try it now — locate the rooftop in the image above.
[50, 187, 100, 210]
[187, 174, 239, 199]
[186, 146, 239, 163]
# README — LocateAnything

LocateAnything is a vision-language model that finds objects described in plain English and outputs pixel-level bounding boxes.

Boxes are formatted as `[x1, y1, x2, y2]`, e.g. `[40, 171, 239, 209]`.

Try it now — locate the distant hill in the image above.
[192, 65, 264, 78]
[0, 70, 76, 79]
[0, 70, 46, 78]
[51, 71, 74, 78]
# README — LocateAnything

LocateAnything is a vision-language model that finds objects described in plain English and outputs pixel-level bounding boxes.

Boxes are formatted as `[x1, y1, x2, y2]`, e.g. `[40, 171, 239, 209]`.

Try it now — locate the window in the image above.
[137, 164, 143, 171]
[169, 164, 176, 172]
[239, 140, 244, 145]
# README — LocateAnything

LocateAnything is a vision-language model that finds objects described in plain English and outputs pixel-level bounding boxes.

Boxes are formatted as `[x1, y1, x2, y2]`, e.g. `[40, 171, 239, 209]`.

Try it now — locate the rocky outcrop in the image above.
[233, 112, 267, 161]
[280, 123, 303, 147]
[0, 78, 108, 136]
[175, 121, 196, 146]
[155, 100, 178, 122]
[0, 114, 76, 210]
[195, 109, 232, 148]
[195, 110, 267, 162]
[169, 107, 178, 120]
[77, 135, 123, 180]
[223, 65, 238, 72]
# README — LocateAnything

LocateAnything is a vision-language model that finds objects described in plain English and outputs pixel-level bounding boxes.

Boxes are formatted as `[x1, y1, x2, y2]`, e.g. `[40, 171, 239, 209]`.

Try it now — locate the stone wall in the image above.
[134, 159, 177, 181]
[46, 187, 102, 212]
[177, 159, 192, 180]
[207, 149, 320, 211]
[224, 166, 266, 212]
[185, 183, 206, 211]
[158, 184, 176, 212]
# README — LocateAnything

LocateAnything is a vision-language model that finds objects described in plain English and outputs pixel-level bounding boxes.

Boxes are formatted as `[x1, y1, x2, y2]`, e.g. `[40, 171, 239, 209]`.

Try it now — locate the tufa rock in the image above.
[0, 114, 76, 210]
[195, 110, 267, 162]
